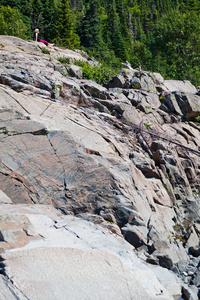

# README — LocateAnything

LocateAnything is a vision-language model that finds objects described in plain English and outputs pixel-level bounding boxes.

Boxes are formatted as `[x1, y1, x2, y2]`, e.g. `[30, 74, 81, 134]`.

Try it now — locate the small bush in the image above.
[57, 56, 71, 64]
[194, 115, 200, 122]
[41, 47, 50, 55]
[73, 60, 117, 86]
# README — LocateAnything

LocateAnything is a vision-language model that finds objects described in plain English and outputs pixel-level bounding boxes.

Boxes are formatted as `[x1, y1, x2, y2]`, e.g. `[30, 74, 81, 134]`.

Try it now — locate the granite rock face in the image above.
[0, 35, 200, 299]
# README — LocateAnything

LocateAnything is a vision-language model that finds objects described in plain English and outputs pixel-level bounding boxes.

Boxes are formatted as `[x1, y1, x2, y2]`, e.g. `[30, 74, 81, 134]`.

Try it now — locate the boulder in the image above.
[160, 93, 183, 115]
[191, 270, 200, 287]
[108, 69, 157, 92]
[163, 80, 197, 94]
[174, 92, 200, 119]
[189, 246, 200, 257]
[81, 81, 107, 99]
[66, 64, 82, 79]
[160, 91, 200, 119]
[121, 224, 148, 248]
[107, 74, 126, 88]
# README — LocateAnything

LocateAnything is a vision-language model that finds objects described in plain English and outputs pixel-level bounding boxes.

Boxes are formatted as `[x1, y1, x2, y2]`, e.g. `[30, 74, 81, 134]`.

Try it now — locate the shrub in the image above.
[41, 47, 50, 55]
[73, 60, 117, 86]
[57, 56, 71, 64]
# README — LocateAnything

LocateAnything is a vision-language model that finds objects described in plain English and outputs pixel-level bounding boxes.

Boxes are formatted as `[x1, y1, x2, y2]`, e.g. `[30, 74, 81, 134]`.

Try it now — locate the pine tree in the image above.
[79, 0, 103, 51]
[41, 0, 56, 41]
[54, 0, 80, 48]
[31, 0, 43, 31]
[106, 0, 128, 60]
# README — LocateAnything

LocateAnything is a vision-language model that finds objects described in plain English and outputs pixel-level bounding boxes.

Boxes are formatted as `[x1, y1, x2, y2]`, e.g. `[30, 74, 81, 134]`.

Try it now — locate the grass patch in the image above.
[41, 47, 50, 55]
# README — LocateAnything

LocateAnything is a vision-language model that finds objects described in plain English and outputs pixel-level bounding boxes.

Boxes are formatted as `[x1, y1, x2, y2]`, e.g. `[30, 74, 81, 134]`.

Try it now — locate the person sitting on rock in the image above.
[34, 29, 54, 47]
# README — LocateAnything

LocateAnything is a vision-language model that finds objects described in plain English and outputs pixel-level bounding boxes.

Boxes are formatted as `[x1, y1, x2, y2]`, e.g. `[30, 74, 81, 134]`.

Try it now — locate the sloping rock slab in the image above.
[0, 207, 174, 300]
[2, 247, 170, 300]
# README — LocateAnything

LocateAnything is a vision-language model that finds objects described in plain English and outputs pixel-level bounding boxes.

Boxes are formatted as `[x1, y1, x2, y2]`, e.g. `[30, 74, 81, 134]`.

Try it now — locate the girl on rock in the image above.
[34, 29, 54, 47]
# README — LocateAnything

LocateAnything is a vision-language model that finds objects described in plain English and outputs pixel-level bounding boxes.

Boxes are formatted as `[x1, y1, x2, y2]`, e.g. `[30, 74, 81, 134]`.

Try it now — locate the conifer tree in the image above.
[54, 0, 80, 48]
[31, 0, 43, 31]
[41, 0, 56, 41]
[79, 0, 103, 51]
[106, 0, 128, 60]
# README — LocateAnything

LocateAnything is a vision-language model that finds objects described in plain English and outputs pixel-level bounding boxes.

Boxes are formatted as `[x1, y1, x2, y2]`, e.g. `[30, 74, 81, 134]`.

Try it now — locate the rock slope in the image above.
[0, 35, 200, 299]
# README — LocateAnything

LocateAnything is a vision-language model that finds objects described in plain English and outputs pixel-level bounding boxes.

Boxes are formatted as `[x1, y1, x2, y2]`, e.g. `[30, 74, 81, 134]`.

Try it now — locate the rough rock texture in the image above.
[0, 36, 200, 299]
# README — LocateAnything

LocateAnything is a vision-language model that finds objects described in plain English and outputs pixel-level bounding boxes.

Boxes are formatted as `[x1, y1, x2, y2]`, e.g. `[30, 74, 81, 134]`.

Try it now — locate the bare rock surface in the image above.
[0, 36, 200, 299]
[0, 204, 175, 300]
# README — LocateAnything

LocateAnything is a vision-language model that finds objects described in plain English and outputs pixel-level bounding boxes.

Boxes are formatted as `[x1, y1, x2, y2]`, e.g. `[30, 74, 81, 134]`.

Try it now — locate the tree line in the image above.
[0, 0, 200, 86]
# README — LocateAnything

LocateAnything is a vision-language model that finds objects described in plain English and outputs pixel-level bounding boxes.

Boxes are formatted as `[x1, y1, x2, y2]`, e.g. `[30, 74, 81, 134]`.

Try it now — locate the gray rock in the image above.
[66, 64, 82, 79]
[131, 156, 159, 178]
[177, 260, 189, 273]
[0, 275, 19, 300]
[160, 92, 183, 115]
[174, 92, 200, 119]
[163, 80, 197, 94]
[81, 81, 107, 99]
[182, 285, 199, 300]
[0, 190, 12, 204]
[107, 75, 126, 88]
[189, 246, 200, 257]
[0, 208, 175, 300]
[157, 254, 174, 270]
[191, 270, 200, 287]
[0, 35, 200, 297]
[121, 224, 148, 248]
[148, 240, 170, 253]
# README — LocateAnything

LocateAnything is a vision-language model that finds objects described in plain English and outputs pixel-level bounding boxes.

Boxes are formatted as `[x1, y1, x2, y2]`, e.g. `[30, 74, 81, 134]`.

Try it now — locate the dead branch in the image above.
[130, 123, 200, 156]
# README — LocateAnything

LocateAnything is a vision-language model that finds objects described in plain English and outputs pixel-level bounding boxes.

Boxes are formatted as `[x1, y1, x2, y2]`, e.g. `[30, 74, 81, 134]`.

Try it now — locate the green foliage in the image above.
[54, 0, 80, 49]
[105, 0, 128, 61]
[0, 0, 32, 37]
[194, 115, 200, 122]
[144, 122, 152, 130]
[40, 0, 56, 41]
[150, 9, 200, 86]
[0, 5, 27, 38]
[41, 47, 50, 54]
[73, 60, 117, 86]
[57, 56, 71, 64]
[79, 0, 103, 51]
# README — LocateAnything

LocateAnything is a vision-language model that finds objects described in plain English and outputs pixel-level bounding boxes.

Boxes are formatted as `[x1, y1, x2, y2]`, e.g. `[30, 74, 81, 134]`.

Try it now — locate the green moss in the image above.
[2, 127, 8, 134]
[183, 219, 190, 229]
[173, 224, 182, 231]
[146, 106, 152, 113]
[174, 234, 186, 243]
